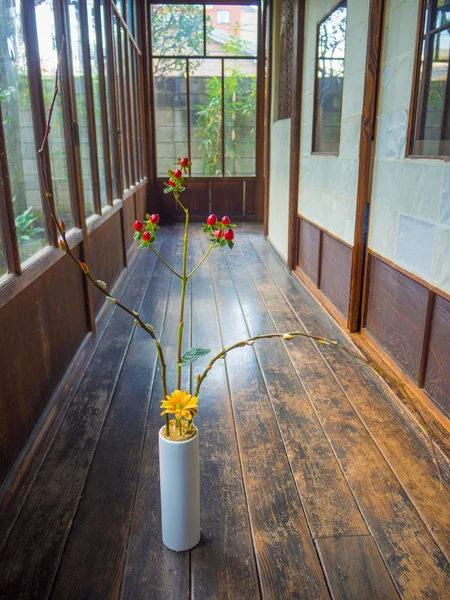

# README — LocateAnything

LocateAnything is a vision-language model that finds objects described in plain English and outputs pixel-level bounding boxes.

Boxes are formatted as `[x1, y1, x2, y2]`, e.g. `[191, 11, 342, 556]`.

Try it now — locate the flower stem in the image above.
[187, 243, 216, 279]
[176, 191, 189, 390]
[148, 244, 182, 279]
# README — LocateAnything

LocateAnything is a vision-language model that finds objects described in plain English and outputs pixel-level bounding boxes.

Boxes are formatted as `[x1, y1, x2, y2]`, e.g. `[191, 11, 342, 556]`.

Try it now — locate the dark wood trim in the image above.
[418, 290, 435, 388]
[94, 0, 114, 206]
[156, 176, 257, 183]
[263, 0, 273, 237]
[0, 105, 21, 274]
[21, 0, 58, 247]
[311, 0, 347, 155]
[287, 0, 306, 270]
[255, 0, 265, 220]
[79, 0, 102, 216]
[105, 0, 123, 198]
[298, 213, 353, 248]
[348, 0, 385, 333]
[148, 0, 258, 5]
[317, 229, 323, 289]
[368, 248, 450, 304]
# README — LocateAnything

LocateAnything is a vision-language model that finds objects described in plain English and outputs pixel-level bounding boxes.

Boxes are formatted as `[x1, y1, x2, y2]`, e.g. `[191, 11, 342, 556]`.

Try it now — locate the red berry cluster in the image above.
[134, 213, 160, 247]
[204, 214, 236, 249]
[164, 157, 191, 196]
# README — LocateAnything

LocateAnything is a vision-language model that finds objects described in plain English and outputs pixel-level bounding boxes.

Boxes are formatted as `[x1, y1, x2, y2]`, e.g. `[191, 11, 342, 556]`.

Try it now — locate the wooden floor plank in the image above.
[120, 229, 192, 600]
[250, 234, 450, 560]
[189, 232, 261, 599]
[208, 246, 330, 599]
[316, 535, 400, 600]
[240, 236, 450, 599]
[49, 234, 179, 599]
[0, 235, 164, 599]
[224, 245, 368, 539]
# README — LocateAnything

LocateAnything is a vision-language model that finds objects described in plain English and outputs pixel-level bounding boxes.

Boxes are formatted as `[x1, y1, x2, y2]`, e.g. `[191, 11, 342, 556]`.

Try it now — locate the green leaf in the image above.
[227, 241, 234, 249]
[164, 187, 172, 194]
[203, 225, 210, 233]
[179, 347, 211, 367]
[220, 239, 227, 247]
[228, 223, 237, 228]
[178, 186, 185, 192]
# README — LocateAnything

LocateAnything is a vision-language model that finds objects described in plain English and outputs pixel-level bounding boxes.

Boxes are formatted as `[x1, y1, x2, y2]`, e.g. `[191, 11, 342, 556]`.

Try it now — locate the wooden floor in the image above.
[0, 224, 450, 599]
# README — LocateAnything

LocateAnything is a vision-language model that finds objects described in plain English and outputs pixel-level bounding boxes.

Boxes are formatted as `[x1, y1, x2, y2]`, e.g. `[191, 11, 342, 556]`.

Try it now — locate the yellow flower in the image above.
[160, 390, 199, 421]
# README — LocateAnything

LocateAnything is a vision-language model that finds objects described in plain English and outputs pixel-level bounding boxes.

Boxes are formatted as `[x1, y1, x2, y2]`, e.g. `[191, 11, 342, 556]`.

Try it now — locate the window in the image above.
[151, 3, 258, 177]
[410, 0, 450, 157]
[217, 9, 230, 24]
[0, 0, 48, 263]
[312, 2, 347, 154]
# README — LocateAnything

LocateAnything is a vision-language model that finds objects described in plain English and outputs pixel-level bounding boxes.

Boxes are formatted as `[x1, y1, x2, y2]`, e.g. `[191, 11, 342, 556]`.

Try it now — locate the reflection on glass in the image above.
[412, 3, 450, 156]
[0, 0, 47, 263]
[313, 2, 347, 154]
[36, 0, 74, 228]
[100, 2, 117, 196]
[206, 5, 258, 57]
[113, 17, 127, 189]
[224, 59, 256, 176]
[153, 59, 188, 177]
[87, 0, 108, 207]
[68, 0, 95, 218]
[151, 5, 204, 57]
[190, 59, 222, 176]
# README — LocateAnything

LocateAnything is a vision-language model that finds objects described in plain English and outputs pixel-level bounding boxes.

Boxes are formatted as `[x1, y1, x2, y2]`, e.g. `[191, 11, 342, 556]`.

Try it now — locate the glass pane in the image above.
[151, 4, 204, 57]
[87, 0, 108, 207]
[153, 58, 188, 177]
[0, 0, 47, 263]
[190, 59, 222, 176]
[413, 29, 450, 156]
[224, 59, 256, 176]
[313, 2, 347, 154]
[123, 28, 133, 185]
[130, 43, 139, 184]
[100, 2, 117, 197]
[68, 0, 95, 218]
[114, 17, 127, 190]
[36, 0, 74, 228]
[206, 5, 258, 57]
[435, 1, 450, 29]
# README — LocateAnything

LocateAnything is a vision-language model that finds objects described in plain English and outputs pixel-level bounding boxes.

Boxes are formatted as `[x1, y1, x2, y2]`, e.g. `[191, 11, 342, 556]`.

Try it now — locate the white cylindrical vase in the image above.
[159, 426, 200, 552]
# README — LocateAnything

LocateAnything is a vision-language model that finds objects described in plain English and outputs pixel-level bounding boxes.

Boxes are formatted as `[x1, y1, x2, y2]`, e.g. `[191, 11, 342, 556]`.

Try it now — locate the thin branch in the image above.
[38, 40, 169, 433]
[148, 244, 182, 278]
[187, 242, 217, 279]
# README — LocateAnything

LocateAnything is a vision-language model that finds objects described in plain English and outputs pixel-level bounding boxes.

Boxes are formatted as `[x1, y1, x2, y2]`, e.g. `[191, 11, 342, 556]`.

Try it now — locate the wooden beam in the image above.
[287, 0, 305, 270]
[418, 289, 436, 388]
[263, 0, 273, 237]
[255, 0, 265, 219]
[347, 0, 386, 332]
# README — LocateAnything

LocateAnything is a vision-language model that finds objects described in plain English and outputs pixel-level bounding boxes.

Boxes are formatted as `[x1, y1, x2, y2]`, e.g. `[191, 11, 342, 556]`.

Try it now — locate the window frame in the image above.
[149, 1, 260, 179]
[406, 0, 450, 161]
[311, 0, 347, 157]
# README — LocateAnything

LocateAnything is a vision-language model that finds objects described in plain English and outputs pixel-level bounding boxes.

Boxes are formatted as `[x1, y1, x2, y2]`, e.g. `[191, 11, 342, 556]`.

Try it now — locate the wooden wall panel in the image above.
[122, 197, 135, 252]
[210, 180, 243, 217]
[135, 185, 147, 221]
[297, 218, 320, 285]
[245, 180, 256, 216]
[320, 233, 352, 318]
[89, 212, 126, 315]
[425, 295, 450, 420]
[0, 247, 88, 483]
[365, 256, 428, 381]
[180, 181, 210, 217]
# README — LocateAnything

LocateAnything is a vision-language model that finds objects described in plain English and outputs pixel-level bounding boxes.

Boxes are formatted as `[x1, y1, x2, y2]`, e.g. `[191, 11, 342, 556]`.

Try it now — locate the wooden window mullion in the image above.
[79, 0, 102, 215]
[124, 36, 136, 186]
[94, 0, 114, 205]
[0, 108, 21, 274]
[186, 58, 192, 177]
[116, 21, 130, 190]
[104, 0, 123, 197]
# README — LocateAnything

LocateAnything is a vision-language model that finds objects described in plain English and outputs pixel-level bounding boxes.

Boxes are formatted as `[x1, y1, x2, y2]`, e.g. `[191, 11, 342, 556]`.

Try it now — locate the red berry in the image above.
[180, 157, 189, 167]
[168, 180, 176, 187]
[142, 231, 151, 242]
[214, 229, 223, 240]
[224, 228, 234, 241]
[173, 169, 182, 179]
[221, 216, 230, 225]
[207, 214, 217, 226]
[150, 213, 159, 224]
[134, 220, 144, 232]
